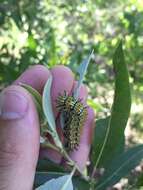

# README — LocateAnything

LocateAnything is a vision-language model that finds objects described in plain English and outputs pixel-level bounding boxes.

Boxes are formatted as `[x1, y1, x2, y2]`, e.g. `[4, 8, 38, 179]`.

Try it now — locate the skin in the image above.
[0, 65, 95, 190]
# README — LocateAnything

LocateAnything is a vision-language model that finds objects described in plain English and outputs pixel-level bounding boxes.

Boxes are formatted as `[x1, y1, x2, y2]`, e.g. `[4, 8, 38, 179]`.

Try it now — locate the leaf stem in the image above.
[62, 149, 90, 181]
[41, 142, 59, 152]
[96, 116, 111, 168]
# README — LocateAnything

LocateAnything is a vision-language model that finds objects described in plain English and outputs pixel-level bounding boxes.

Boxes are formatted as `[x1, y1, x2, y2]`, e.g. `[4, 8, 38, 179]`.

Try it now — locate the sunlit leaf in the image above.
[27, 35, 37, 50]
[42, 75, 56, 130]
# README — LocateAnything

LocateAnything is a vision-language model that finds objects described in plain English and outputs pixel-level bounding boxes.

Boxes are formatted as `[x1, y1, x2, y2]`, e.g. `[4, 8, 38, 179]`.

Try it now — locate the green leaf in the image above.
[91, 117, 125, 169]
[27, 35, 37, 50]
[136, 172, 143, 187]
[42, 75, 56, 130]
[92, 41, 131, 168]
[91, 117, 110, 161]
[34, 172, 90, 190]
[20, 83, 44, 122]
[35, 174, 73, 190]
[74, 50, 94, 99]
[36, 159, 65, 173]
[42, 76, 62, 148]
[95, 144, 143, 190]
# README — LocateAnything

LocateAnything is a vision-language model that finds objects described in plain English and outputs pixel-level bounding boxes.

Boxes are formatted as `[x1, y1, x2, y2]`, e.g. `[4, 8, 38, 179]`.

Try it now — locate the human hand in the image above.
[0, 65, 95, 190]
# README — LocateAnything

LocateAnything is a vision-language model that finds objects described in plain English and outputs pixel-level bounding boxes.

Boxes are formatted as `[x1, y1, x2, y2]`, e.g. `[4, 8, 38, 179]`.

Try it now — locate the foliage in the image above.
[91, 42, 131, 168]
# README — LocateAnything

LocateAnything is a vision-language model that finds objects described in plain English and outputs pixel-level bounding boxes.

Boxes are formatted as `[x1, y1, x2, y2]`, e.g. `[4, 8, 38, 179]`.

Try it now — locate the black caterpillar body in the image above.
[56, 91, 88, 151]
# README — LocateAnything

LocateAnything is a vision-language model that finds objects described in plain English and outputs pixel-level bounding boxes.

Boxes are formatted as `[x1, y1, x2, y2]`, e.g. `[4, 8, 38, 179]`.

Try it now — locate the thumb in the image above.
[0, 85, 40, 190]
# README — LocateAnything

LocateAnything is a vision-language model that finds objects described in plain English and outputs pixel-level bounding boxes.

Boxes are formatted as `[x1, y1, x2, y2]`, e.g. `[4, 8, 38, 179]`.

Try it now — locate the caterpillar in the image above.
[56, 91, 88, 151]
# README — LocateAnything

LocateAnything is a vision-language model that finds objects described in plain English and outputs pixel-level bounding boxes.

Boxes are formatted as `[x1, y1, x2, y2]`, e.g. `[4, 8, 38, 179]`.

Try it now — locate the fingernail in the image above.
[0, 90, 28, 120]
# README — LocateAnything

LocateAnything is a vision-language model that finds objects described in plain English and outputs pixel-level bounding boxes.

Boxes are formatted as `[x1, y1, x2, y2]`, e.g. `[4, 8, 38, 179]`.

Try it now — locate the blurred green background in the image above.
[0, 0, 143, 143]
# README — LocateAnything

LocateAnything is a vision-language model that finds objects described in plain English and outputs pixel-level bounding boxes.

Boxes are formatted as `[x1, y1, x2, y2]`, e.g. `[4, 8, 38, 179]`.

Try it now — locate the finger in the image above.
[0, 85, 40, 190]
[14, 65, 74, 116]
[14, 65, 51, 94]
[51, 65, 74, 117]
[69, 106, 95, 170]
[14, 65, 61, 163]
[14, 65, 75, 116]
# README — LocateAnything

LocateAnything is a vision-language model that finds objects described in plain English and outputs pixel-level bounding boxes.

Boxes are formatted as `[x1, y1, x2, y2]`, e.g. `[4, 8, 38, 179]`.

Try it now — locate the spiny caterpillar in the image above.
[56, 91, 88, 151]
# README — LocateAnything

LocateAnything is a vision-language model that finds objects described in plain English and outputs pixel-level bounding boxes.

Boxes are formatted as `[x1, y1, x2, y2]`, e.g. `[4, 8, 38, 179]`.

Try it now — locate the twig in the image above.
[62, 149, 90, 181]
